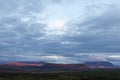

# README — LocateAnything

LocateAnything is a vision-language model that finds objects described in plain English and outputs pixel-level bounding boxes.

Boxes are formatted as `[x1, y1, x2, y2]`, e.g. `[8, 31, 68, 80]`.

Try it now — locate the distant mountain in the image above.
[18, 61, 46, 64]
[0, 62, 45, 67]
[0, 61, 89, 71]
[40, 63, 89, 71]
[0, 61, 9, 64]
[0, 61, 118, 71]
[84, 61, 114, 68]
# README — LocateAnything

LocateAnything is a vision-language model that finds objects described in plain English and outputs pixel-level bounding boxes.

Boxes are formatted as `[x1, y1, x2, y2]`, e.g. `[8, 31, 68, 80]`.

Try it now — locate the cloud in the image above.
[0, 0, 120, 64]
[0, 0, 43, 16]
[0, 16, 46, 53]
[107, 55, 120, 62]
[69, 6, 120, 53]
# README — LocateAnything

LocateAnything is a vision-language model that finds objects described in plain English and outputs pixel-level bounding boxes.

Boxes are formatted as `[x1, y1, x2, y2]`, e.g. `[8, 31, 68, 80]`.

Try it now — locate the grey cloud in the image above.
[0, 0, 43, 16]
[1, 0, 120, 64]
[69, 6, 120, 53]
[0, 16, 46, 54]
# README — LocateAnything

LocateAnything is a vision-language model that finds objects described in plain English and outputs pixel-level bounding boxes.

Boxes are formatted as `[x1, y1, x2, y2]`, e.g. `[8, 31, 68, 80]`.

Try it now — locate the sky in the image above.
[0, 0, 120, 65]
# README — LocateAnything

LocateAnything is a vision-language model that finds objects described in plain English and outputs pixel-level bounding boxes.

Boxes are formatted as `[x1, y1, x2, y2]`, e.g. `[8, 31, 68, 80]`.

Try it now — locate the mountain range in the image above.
[0, 61, 118, 71]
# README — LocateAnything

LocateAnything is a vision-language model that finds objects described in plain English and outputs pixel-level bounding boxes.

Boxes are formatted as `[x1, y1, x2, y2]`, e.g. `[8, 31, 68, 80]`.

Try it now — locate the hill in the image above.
[84, 61, 114, 68]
